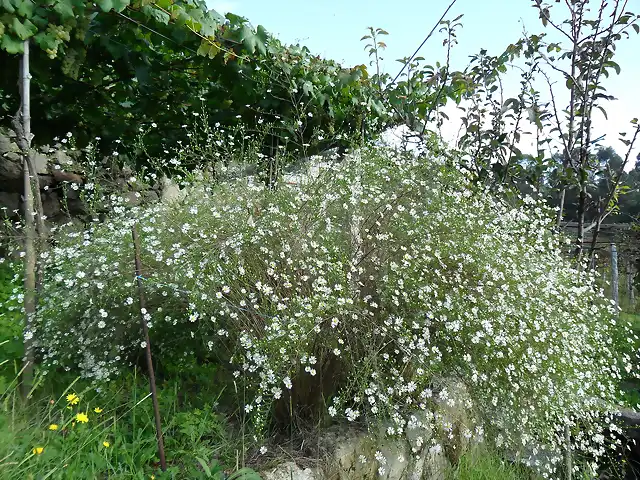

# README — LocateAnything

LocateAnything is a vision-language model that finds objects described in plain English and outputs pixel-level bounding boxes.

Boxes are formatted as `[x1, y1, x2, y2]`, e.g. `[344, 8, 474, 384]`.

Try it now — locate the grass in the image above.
[0, 367, 259, 479]
[446, 446, 542, 480]
[620, 312, 640, 408]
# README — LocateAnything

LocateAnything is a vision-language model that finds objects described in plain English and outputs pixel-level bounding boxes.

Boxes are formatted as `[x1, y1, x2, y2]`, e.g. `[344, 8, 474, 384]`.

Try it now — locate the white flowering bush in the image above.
[27, 146, 637, 477]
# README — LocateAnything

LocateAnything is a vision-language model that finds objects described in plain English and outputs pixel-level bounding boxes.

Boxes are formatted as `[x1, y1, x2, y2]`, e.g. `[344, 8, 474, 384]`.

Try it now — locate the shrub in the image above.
[20, 145, 638, 477]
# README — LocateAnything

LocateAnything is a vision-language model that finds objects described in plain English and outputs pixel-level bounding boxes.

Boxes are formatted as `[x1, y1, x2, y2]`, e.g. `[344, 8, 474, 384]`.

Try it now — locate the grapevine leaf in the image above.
[302, 81, 313, 97]
[53, 0, 75, 20]
[141, 5, 170, 24]
[96, 0, 129, 13]
[240, 25, 258, 54]
[113, 0, 131, 12]
[33, 31, 59, 51]
[96, 0, 114, 11]
[134, 64, 150, 84]
[198, 15, 219, 37]
[0, 0, 15, 14]
[196, 40, 220, 59]
[1, 33, 23, 53]
[16, 0, 34, 17]
[12, 17, 37, 40]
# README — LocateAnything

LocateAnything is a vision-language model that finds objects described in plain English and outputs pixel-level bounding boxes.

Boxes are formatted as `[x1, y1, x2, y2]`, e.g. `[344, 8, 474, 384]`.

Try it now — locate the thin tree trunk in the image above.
[19, 39, 36, 398]
[575, 183, 587, 263]
[587, 205, 602, 267]
[22, 158, 36, 398]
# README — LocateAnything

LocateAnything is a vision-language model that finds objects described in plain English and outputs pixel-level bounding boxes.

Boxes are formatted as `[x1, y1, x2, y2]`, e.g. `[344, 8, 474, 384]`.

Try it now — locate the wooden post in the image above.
[627, 262, 635, 310]
[611, 243, 619, 312]
[564, 424, 572, 480]
[132, 224, 167, 471]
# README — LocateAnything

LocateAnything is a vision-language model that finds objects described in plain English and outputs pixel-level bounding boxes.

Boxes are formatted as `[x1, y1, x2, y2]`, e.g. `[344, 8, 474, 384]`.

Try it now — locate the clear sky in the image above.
[207, 0, 640, 162]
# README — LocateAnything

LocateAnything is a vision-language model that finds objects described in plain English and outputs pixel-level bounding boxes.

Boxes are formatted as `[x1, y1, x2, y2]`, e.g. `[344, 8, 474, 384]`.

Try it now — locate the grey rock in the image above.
[161, 177, 184, 202]
[32, 151, 49, 175]
[51, 149, 74, 167]
[124, 191, 142, 207]
[41, 191, 61, 219]
[262, 462, 318, 480]
[142, 190, 159, 203]
[0, 134, 19, 156]
[0, 156, 22, 181]
[0, 191, 20, 214]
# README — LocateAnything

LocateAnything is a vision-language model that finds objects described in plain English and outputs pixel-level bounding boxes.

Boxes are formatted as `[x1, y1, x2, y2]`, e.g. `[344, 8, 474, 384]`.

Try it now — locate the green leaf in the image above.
[604, 60, 621, 75]
[228, 468, 262, 480]
[501, 98, 519, 113]
[11, 17, 37, 40]
[596, 105, 608, 120]
[302, 81, 313, 97]
[255, 25, 268, 56]
[16, 0, 34, 17]
[633, 24, 639, 34]
[141, 5, 170, 24]
[96, 0, 129, 13]
[52, 0, 74, 20]
[196, 40, 220, 59]
[196, 457, 212, 477]
[1, 34, 23, 53]
[0, 0, 15, 14]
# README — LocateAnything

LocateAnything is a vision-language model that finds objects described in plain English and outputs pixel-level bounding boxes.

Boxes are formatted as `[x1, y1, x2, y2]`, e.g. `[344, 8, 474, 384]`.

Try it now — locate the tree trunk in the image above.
[19, 39, 36, 399]
[575, 183, 587, 263]
[587, 205, 603, 267]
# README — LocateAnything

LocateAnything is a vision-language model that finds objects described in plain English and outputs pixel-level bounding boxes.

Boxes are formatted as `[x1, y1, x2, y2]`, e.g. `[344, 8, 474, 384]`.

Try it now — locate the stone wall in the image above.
[0, 128, 168, 227]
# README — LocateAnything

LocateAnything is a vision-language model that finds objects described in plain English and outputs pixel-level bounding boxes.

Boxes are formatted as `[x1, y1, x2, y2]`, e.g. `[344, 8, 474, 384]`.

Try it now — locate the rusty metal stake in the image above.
[132, 224, 167, 471]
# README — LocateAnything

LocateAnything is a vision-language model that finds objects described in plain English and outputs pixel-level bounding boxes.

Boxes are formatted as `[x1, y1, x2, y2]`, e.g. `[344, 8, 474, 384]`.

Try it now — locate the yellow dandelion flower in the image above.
[75, 412, 89, 423]
[48, 424, 59, 431]
[102, 441, 110, 448]
[32, 447, 44, 455]
[94, 407, 103, 413]
[66, 393, 79, 405]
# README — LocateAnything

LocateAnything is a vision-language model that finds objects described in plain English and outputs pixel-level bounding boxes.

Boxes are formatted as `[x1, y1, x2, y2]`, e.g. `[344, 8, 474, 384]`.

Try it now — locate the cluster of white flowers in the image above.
[24, 144, 638, 478]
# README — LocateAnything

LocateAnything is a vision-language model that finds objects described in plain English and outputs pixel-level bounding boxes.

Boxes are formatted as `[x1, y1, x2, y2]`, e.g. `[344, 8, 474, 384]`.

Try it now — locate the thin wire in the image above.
[386, 0, 458, 90]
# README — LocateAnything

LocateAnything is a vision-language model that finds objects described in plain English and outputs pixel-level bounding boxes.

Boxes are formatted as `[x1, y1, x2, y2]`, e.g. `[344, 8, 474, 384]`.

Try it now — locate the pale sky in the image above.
[207, 0, 640, 164]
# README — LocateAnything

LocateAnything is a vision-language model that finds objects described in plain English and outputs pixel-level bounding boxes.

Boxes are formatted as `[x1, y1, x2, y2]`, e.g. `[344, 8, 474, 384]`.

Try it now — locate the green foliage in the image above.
[0, 260, 22, 381]
[0, 368, 260, 479]
[0, 0, 393, 182]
